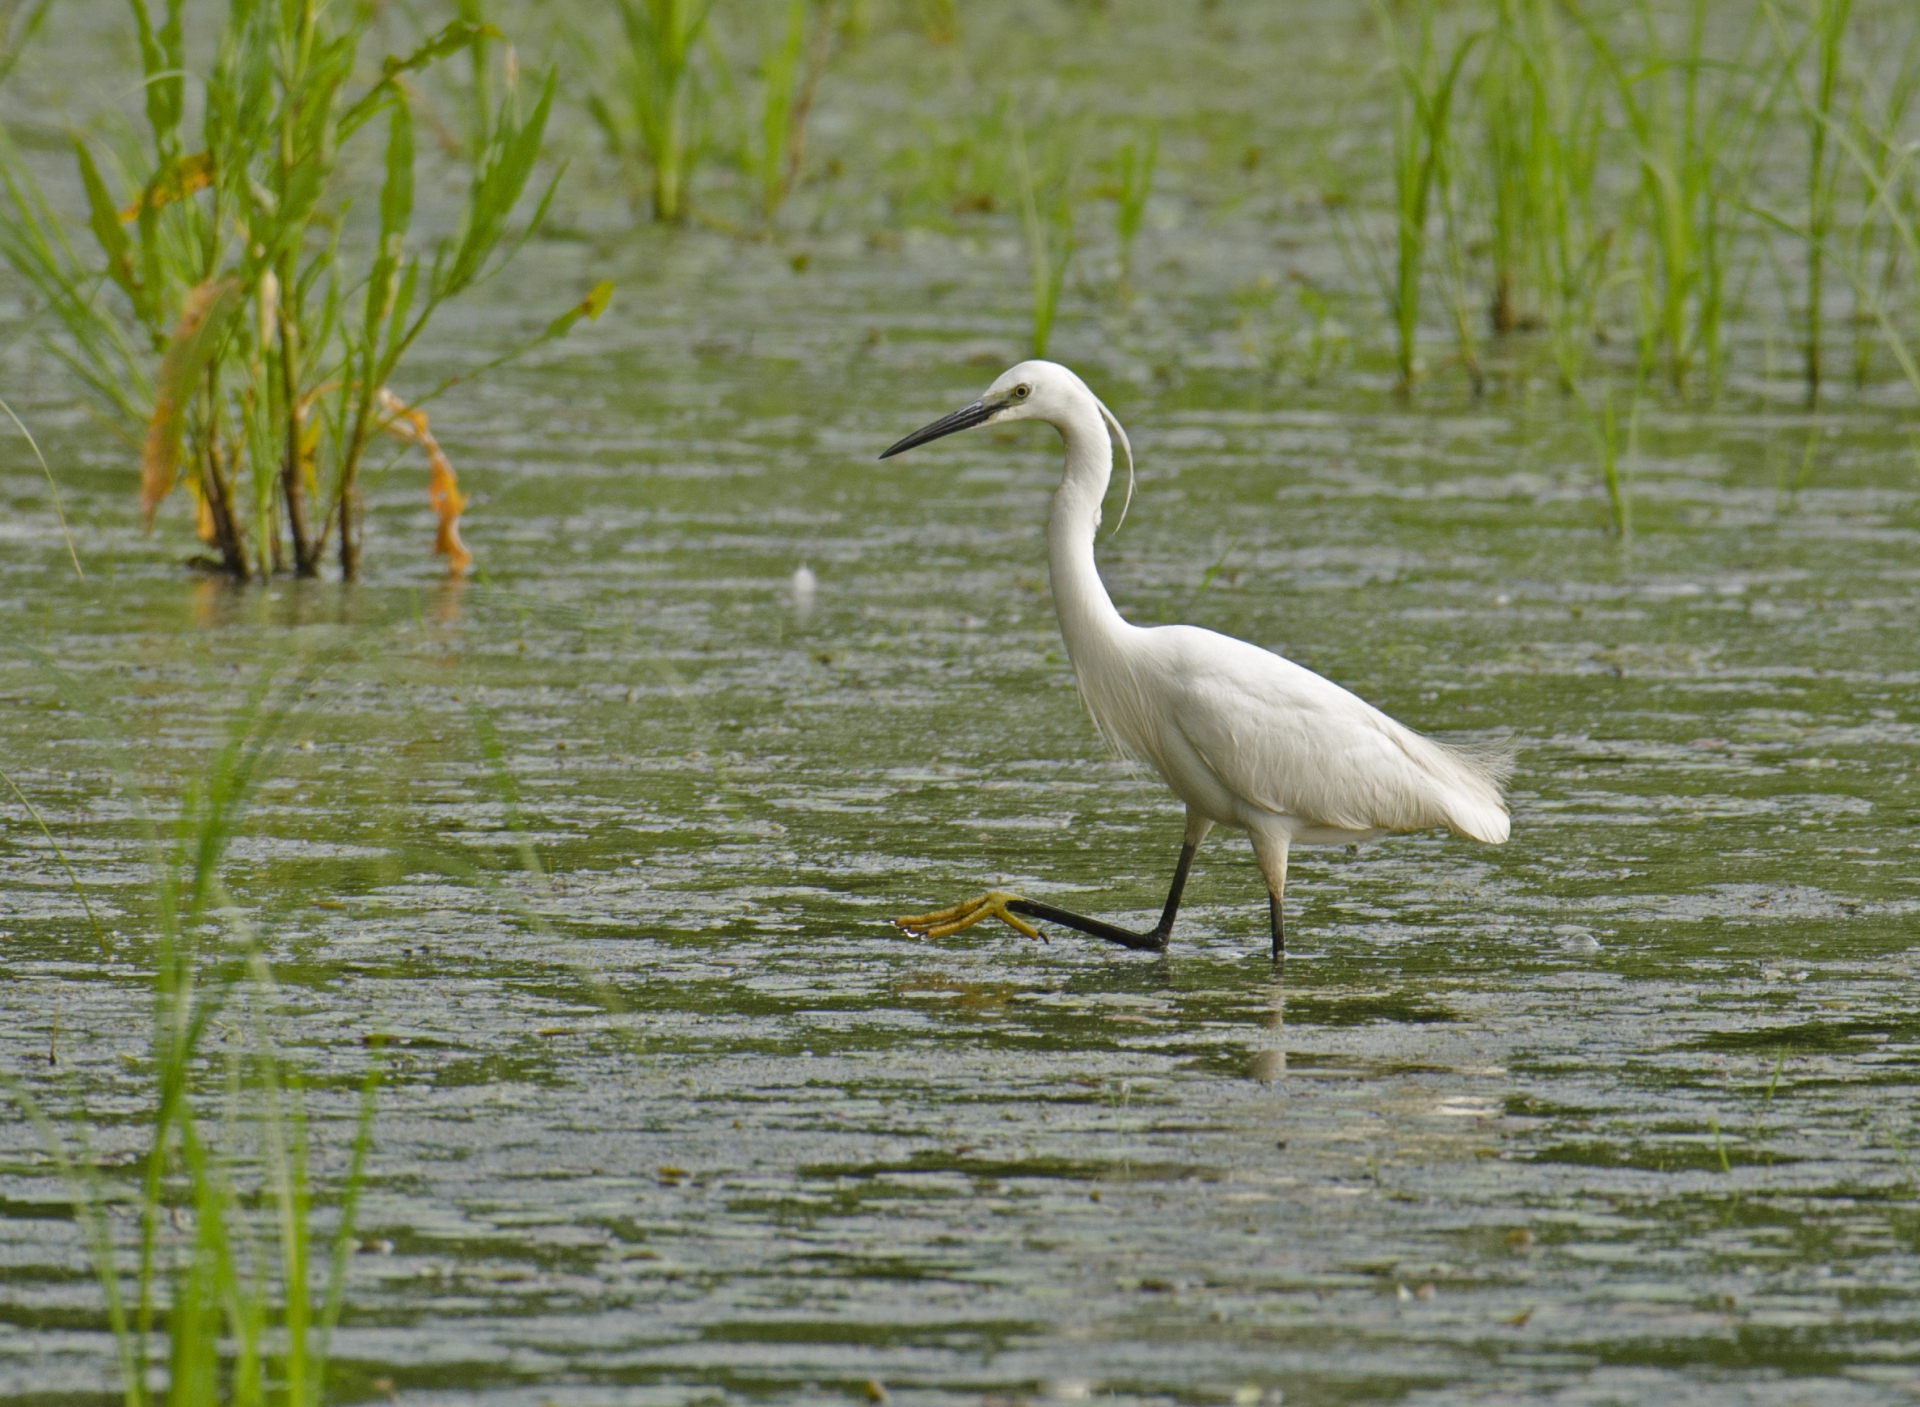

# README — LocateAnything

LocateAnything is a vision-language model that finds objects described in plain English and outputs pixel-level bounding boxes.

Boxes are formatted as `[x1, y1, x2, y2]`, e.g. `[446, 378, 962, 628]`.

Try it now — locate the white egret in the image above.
[883, 361, 1510, 958]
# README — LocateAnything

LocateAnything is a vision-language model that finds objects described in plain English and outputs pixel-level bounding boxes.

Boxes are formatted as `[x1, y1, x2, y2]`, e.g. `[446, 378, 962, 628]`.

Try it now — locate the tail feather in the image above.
[1450, 732, 1516, 788]
[1427, 732, 1515, 844]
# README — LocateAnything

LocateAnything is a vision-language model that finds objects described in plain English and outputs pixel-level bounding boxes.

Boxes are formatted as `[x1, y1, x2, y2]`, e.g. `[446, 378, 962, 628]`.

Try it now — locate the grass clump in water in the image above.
[888, 95, 1014, 224]
[1475, 0, 1615, 390]
[0, 3, 604, 583]
[1334, 0, 1920, 520]
[1014, 123, 1076, 360]
[590, 0, 717, 222]
[1351, 0, 1481, 395]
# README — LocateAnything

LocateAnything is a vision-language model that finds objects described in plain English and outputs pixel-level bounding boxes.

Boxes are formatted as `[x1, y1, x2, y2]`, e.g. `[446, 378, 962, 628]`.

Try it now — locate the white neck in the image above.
[1046, 395, 1133, 663]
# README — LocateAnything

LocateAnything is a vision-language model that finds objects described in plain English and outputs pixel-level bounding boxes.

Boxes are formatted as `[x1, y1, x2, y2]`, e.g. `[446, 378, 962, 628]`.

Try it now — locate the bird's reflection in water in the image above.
[1249, 972, 1286, 1083]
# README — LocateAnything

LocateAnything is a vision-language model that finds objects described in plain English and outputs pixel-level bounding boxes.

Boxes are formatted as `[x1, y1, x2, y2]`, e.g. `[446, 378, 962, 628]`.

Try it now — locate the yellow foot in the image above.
[893, 890, 1043, 941]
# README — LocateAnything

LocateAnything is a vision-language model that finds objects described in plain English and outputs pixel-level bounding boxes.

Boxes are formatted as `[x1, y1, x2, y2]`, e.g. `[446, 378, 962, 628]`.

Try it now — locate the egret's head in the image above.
[879, 360, 1087, 459]
[878, 359, 1136, 529]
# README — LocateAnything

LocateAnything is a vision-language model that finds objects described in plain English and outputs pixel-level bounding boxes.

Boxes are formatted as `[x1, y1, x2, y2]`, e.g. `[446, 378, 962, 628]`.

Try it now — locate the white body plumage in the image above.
[1020, 361, 1509, 897]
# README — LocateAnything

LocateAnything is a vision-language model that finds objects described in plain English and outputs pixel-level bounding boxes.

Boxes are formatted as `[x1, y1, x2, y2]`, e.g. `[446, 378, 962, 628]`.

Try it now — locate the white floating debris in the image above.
[1553, 925, 1601, 954]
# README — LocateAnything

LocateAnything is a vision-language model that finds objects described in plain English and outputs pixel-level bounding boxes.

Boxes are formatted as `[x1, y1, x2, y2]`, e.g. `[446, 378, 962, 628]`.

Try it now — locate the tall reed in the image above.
[1105, 125, 1157, 297]
[1838, 79, 1920, 397]
[1447, 0, 1617, 393]
[717, 0, 839, 222]
[1837, 21, 1920, 388]
[1581, 0, 1778, 393]
[1377, 2, 1480, 394]
[1798, 0, 1854, 401]
[1481, 0, 1534, 337]
[1755, 0, 1857, 400]
[1524, 0, 1615, 392]
[0, 0, 51, 85]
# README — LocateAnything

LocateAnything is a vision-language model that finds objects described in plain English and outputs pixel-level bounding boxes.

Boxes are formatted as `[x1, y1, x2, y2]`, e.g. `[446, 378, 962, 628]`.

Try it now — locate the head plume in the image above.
[1093, 394, 1134, 536]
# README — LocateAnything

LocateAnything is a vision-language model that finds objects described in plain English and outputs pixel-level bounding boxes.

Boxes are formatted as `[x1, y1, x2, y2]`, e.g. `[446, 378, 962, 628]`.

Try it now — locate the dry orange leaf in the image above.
[142, 277, 242, 528]
[188, 476, 217, 545]
[120, 152, 215, 222]
[377, 388, 471, 577]
[296, 382, 333, 498]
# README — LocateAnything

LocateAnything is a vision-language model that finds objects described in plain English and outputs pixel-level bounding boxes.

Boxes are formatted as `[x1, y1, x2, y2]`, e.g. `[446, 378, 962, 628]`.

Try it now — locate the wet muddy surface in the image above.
[4, 2, 1920, 1402]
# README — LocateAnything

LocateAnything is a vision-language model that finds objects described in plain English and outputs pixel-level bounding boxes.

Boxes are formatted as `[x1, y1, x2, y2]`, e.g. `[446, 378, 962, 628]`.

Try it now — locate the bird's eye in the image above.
[1014, 384, 1031, 399]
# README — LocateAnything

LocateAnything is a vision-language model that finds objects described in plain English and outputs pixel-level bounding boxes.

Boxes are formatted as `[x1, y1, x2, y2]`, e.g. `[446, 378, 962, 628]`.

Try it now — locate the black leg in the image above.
[1269, 892, 1285, 959]
[1154, 841, 1199, 939]
[1002, 840, 1199, 953]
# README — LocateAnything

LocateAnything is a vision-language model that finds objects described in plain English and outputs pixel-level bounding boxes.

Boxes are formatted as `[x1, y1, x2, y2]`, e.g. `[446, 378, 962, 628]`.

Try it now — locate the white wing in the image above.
[1146, 626, 1510, 842]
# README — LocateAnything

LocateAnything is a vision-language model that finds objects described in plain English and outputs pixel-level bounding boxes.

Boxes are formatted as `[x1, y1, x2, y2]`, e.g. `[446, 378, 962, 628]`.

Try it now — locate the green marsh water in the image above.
[4, 4, 1920, 1403]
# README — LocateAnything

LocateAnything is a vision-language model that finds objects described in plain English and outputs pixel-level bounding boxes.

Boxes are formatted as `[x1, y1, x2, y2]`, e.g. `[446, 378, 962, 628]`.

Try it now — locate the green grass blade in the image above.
[72, 140, 141, 314]
[0, 392, 83, 577]
[316, 1048, 384, 1397]
[0, 764, 107, 949]
[3, 1080, 144, 1407]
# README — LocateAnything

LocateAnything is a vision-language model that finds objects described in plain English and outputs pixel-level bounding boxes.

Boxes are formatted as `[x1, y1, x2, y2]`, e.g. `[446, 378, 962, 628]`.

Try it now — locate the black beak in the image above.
[879, 398, 999, 459]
